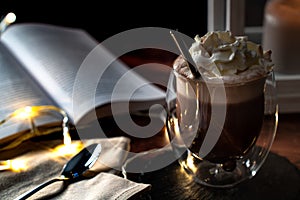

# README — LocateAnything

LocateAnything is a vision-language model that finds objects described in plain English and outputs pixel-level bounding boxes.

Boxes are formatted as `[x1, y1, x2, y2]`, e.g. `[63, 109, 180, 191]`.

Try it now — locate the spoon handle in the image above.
[15, 177, 64, 200]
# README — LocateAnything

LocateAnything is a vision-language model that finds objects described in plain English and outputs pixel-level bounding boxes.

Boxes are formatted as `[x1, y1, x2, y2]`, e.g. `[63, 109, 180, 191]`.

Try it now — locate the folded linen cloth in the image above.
[0, 137, 151, 200]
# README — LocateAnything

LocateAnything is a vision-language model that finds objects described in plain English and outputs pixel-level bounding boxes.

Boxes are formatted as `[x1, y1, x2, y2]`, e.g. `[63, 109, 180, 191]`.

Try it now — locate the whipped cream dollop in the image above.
[176, 31, 274, 83]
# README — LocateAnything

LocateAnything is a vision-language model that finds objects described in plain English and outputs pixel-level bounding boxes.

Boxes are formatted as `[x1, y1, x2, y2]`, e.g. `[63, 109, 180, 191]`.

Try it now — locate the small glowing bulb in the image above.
[13, 106, 36, 119]
[63, 131, 72, 146]
[0, 159, 27, 172]
[5, 13, 16, 24]
[0, 12, 16, 33]
[9, 159, 27, 172]
[52, 142, 84, 157]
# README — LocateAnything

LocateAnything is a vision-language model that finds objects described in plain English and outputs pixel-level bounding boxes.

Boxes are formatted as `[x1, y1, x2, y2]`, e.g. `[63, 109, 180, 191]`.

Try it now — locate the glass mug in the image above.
[166, 65, 278, 188]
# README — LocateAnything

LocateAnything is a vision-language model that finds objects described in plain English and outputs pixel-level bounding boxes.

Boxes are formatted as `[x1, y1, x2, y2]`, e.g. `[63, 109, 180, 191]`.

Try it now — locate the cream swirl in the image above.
[188, 31, 273, 83]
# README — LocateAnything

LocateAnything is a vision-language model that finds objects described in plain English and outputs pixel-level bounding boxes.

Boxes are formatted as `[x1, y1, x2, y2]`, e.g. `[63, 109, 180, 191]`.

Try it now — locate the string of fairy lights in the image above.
[0, 105, 72, 149]
[0, 105, 82, 172]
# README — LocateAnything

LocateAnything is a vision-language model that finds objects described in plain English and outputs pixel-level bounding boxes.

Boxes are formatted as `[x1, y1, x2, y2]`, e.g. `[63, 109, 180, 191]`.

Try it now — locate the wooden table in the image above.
[116, 114, 300, 200]
[116, 51, 300, 199]
[90, 108, 297, 200]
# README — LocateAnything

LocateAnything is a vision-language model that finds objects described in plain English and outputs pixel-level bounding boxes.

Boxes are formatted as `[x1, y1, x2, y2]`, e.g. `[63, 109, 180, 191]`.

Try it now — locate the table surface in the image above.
[97, 112, 300, 200]
[116, 51, 300, 199]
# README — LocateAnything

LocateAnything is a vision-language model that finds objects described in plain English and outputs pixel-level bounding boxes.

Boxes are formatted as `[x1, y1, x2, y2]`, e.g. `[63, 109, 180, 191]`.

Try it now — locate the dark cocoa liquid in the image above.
[177, 93, 264, 164]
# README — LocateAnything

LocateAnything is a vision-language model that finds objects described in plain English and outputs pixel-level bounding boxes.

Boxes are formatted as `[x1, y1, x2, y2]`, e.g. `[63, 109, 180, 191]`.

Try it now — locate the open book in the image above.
[0, 23, 167, 144]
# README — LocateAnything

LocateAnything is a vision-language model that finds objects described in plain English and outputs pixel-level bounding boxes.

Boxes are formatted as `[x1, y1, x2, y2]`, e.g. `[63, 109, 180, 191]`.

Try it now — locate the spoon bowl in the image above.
[15, 143, 102, 200]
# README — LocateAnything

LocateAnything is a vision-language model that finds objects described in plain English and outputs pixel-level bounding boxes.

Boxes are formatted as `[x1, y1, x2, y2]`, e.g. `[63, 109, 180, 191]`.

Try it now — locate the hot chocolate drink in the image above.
[173, 31, 273, 167]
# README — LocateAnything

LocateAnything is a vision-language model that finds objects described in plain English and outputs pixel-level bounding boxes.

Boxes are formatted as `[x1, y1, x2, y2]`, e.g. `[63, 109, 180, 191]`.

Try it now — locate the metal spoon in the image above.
[15, 143, 102, 200]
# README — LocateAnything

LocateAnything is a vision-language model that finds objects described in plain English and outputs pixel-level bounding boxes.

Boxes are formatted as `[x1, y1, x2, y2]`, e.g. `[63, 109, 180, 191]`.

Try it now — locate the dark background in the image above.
[0, 0, 267, 43]
[0, 0, 208, 42]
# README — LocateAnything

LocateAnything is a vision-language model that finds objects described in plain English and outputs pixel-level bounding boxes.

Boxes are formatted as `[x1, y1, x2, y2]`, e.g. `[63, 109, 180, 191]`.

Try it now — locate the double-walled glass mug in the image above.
[166, 63, 278, 188]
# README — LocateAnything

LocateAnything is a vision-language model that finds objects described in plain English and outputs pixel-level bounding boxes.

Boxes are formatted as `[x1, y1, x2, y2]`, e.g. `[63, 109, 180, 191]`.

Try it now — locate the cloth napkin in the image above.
[0, 137, 151, 200]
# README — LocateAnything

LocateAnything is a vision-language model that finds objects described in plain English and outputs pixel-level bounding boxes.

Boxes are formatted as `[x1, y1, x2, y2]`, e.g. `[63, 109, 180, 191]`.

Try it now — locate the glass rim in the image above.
[173, 69, 272, 87]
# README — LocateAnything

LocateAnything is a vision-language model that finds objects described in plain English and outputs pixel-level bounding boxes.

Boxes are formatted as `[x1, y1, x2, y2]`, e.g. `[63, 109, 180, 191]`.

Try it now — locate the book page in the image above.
[73, 57, 166, 123]
[0, 42, 57, 142]
[1, 23, 166, 123]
